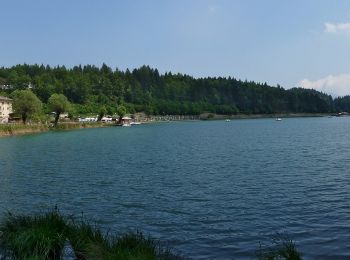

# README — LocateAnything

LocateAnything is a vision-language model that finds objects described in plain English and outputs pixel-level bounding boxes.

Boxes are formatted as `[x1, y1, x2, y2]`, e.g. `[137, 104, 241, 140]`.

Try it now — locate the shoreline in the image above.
[0, 210, 182, 259]
[146, 112, 330, 122]
[0, 122, 108, 138]
[200, 112, 329, 120]
[0, 113, 332, 137]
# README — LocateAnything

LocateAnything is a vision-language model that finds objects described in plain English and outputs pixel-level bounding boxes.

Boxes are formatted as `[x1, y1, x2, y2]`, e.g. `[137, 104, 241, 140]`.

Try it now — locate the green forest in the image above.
[0, 63, 349, 116]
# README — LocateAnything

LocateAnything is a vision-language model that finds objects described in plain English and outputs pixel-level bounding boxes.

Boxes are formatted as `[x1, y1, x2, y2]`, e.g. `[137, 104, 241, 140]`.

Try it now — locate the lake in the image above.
[1, 118, 350, 259]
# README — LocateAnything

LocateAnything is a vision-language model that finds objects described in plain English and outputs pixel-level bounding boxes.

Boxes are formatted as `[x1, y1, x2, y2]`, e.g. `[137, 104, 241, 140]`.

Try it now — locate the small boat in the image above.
[276, 118, 282, 121]
[130, 122, 141, 125]
[225, 119, 231, 122]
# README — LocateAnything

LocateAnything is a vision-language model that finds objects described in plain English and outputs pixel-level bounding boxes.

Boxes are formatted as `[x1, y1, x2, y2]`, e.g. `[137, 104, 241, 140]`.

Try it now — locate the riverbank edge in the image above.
[0, 113, 331, 137]
[199, 112, 329, 120]
[0, 210, 302, 259]
[0, 210, 182, 259]
[0, 122, 108, 137]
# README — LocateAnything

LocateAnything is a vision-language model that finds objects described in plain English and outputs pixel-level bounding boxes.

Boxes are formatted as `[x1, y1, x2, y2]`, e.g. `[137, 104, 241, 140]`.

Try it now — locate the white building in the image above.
[0, 96, 12, 123]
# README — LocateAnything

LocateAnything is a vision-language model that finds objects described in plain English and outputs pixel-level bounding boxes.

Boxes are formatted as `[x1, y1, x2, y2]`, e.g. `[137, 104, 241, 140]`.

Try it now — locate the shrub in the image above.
[256, 233, 302, 260]
[0, 210, 67, 259]
[0, 210, 182, 260]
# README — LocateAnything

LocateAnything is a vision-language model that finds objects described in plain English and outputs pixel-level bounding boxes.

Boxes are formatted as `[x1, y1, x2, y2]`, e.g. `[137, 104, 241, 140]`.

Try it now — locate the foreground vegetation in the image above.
[0, 210, 303, 260]
[256, 234, 302, 260]
[1, 64, 350, 117]
[0, 210, 181, 260]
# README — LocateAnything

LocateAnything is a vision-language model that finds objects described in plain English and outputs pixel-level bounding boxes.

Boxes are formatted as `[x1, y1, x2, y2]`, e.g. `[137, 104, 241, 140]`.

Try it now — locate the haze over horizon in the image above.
[2, 0, 350, 97]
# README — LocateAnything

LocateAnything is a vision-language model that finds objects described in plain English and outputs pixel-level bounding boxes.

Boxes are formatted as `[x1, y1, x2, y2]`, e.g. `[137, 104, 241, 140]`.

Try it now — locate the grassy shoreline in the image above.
[0, 122, 108, 137]
[0, 210, 302, 259]
[0, 113, 331, 137]
[0, 210, 182, 260]
[0, 124, 49, 137]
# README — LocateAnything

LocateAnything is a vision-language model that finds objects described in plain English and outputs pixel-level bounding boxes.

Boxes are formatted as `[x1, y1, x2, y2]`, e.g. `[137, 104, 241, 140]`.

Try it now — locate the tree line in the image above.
[9, 90, 127, 125]
[11, 90, 70, 126]
[0, 63, 349, 116]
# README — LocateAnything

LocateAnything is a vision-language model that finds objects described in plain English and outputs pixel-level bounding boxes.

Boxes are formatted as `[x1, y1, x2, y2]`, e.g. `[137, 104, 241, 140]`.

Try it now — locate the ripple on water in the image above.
[1, 118, 350, 258]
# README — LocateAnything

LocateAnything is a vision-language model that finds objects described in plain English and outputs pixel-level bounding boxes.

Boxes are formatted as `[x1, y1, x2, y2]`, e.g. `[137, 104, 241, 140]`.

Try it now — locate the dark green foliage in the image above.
[256, 234, 302, 260]
[98, 106, 107, 121]
[334, 96, 350, 112]
[47, 94, 71, 126]
[0, 210, 182, 260]
[117, 105, 127, 123]
[0, 211, 67, 259]
[65, 220, 111, 259]
[68, 224, 182, 260]
[68, 223, 161, 260]
[0, 64, 346, 116]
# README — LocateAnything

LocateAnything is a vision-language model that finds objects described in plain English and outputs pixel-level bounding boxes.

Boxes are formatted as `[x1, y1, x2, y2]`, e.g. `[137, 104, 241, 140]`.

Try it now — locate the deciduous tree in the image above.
[117, 105, 127, 124]
[12, 90, 42, 124]
[48, 94, 70, 126]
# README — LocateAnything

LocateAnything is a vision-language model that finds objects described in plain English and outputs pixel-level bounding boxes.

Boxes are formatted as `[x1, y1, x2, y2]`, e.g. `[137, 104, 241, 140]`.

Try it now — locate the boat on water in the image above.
[225, 119, 231, 122]
[276, 118, 282, 121]
[130, 122, 141, 125]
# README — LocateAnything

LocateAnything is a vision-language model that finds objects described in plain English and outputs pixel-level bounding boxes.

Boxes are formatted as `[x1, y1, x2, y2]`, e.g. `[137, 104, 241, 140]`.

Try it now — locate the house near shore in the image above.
[101, 116, 113, 123]
[0, 96, 12, 123]
[121, 116, 132, 126]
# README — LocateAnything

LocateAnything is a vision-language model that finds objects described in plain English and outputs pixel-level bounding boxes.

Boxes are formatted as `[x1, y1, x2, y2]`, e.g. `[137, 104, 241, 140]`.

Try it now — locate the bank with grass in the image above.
[0, 210, 181, 260]
[0, 210, 302, 260]
[0, 122, 108, 137]
[0, 112, 332, 137]
[0, 123, 49, 137]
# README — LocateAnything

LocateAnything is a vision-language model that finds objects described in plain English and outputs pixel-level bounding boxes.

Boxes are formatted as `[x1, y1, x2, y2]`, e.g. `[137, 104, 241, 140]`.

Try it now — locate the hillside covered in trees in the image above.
[0, 64, 349, 115]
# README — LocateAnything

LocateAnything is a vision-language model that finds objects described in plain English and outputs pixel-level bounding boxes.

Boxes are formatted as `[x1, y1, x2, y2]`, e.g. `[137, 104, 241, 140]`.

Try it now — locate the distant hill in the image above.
[0, 64, 348, 115]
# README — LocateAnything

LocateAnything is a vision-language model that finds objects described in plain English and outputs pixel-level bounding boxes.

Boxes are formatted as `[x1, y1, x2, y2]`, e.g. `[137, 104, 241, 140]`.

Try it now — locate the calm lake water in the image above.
[1, 118, 350, 259]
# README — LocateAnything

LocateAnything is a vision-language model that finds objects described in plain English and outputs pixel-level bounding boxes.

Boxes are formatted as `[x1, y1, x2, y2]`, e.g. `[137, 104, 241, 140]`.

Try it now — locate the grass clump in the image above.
[0, 210, 67, 259]
[0, 210, 182, 260]
[256, 233, 302, 260]
[68, 220, 180, 260]
[111, 232, 158, 259]
[0, 123, 48, 136]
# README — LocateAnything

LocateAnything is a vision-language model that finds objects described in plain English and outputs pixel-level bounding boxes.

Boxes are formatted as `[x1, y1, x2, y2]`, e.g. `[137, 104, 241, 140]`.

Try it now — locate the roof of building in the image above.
[0, 96, 12, 101]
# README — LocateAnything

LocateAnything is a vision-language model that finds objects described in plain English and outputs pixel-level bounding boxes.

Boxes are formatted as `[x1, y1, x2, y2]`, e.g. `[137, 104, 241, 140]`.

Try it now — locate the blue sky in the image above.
[2, 0, 350, 96]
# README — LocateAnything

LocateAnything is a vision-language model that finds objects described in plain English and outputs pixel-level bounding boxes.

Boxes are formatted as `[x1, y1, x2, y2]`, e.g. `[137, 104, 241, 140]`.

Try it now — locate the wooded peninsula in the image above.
[1, 64, 350, 117]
